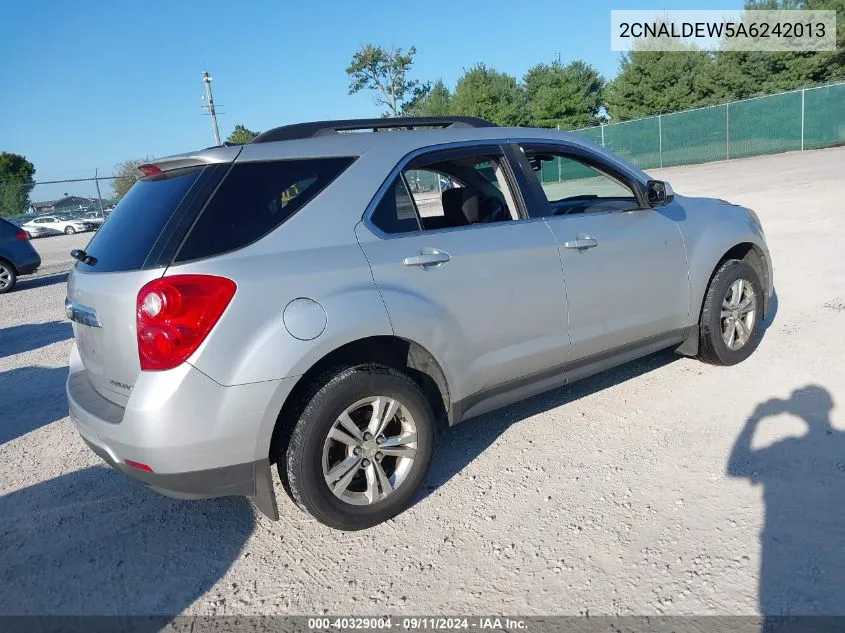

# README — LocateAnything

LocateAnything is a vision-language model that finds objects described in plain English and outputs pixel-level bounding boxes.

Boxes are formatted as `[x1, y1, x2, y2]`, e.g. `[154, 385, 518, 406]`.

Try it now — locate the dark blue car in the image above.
[0, 217, 41, 293]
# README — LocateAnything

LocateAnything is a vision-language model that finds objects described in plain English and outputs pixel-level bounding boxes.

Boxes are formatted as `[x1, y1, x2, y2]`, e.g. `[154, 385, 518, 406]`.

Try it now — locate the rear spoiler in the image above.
[136, 145, 242, 177]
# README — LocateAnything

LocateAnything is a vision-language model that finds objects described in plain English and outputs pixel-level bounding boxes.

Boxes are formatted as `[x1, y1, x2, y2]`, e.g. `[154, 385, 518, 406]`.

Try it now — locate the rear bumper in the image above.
[66, 343, 298, 519]
[6, 242, 40, 275]
[82, 435, 270, 499]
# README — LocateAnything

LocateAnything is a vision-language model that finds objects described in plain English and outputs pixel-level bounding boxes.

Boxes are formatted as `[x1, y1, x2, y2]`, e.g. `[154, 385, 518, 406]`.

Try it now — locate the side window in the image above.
[370, 178, 420, 234]
[522, 147, 640, 215]
[408, 153, 518, 230]
[174, 156, 354, 262]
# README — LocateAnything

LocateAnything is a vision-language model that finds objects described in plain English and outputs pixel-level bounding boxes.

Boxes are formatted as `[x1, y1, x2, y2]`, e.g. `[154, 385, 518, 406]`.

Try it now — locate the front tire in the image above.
[698, 259, 764, 366]
[64, 226, 75, 235]
[0, 260, 17, 294]
[279, 365, 435, 530]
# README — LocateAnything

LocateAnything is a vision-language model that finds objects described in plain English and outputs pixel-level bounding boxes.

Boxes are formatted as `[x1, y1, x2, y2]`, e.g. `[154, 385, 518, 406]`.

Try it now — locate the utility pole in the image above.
[202, 70, 222, 146]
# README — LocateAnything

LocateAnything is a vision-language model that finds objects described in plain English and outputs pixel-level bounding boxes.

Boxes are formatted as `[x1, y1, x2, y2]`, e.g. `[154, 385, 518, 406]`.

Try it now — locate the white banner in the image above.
[610, 10, 837, 52]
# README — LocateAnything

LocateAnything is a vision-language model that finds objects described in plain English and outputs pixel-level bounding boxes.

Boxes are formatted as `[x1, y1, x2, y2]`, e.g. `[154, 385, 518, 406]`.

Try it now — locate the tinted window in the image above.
[370, 178, 421, 234]
[175, 157, 354, 262]
[81, 167, 203, 273]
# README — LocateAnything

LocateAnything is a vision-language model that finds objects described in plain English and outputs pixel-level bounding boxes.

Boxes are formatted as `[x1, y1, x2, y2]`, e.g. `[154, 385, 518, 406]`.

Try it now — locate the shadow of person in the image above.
[727, 385, 845, 616]
[0, 466, 255, 626]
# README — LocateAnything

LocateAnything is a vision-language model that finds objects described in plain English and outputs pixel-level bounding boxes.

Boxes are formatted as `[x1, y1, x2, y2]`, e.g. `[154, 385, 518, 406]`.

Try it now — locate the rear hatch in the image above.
[67, 148, 239, 406]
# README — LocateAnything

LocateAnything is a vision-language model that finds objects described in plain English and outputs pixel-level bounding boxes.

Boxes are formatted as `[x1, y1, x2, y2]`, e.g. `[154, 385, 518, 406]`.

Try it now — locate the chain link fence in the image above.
[3, 81, 843, 223]
[0, 172, 126, 232]
[567, 80, 845, 172]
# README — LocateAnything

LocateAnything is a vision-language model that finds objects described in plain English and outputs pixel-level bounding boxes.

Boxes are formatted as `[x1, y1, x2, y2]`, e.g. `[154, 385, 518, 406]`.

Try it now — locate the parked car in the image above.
[65, 116, 773, 530]
[0, 217, 41, 293]
[10, 216, 57, 239]
[75, 210, 107, 228]
[23, 214, 91, 236]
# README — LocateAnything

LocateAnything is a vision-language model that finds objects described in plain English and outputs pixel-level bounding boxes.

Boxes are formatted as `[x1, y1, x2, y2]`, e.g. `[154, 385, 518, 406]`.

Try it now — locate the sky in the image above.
[0, 0, 742, 200]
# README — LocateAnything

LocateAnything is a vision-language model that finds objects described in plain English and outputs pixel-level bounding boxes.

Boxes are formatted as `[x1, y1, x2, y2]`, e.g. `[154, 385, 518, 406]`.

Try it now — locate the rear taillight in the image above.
[136, 274, 236, 371]
[15, 230, 28, 240]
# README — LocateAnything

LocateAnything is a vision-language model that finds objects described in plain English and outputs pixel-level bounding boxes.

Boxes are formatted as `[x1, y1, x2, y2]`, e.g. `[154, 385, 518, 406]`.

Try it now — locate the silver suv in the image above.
[66, 117, 773, 530]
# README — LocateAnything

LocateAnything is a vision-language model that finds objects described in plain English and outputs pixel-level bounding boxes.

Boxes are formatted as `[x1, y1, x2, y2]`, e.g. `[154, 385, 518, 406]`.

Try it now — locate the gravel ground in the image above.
[1, 147, 844, 617]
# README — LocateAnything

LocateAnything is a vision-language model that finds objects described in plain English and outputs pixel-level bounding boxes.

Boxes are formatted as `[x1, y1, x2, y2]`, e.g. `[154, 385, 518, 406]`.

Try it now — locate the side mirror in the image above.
[646, 180, 674, 206]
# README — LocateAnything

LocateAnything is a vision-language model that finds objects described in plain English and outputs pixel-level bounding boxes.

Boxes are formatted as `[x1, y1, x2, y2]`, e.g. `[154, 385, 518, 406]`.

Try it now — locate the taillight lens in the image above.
[138, 164, 162, 177]
[15, 230, 28, 240]
[136, 275, 236, 371]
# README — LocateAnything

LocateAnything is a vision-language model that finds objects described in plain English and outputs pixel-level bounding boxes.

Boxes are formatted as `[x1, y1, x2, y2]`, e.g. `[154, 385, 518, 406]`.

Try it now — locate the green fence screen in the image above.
[568, 81, 845, 172]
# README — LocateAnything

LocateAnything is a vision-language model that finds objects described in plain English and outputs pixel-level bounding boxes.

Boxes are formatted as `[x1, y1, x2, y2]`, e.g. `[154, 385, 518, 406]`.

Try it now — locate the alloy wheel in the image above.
[721, 278, 757, 350]
[322, 396, 418, 506]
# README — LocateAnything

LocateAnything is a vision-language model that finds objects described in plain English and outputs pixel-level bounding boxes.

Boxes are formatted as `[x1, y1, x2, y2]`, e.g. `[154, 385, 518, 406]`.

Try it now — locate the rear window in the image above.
[81, 167, 204, 273]
[174, 157, 355, 263]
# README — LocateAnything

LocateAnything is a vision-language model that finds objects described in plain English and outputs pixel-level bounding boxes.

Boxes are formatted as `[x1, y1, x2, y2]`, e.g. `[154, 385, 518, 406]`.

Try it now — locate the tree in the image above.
[227, 124, 259, 144]
[0, 152, 36, 217]
[524, 60, 605, 129]
[603, 49, 721, 120]
[402, 80, 453, 117]
[713, 0, 845, 99]
[451, 64, 527, 126]
[346, 44, 426, 116]
[111, 158, 149, 198]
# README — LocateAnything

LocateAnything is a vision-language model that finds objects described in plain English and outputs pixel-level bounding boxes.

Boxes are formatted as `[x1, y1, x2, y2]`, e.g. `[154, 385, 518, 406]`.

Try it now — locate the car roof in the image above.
[151, 117, 651, 185]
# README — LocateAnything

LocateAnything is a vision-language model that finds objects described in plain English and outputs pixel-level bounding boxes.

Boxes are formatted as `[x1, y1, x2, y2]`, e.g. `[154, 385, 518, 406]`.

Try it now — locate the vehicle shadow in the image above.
[728, 385, 845, 617]
[419, 349, 679, 502]
[18, 271, 69, 291]
[0, 466, 255, 623]
[0, 365, 70, 445]
[0, 320, 72, 358]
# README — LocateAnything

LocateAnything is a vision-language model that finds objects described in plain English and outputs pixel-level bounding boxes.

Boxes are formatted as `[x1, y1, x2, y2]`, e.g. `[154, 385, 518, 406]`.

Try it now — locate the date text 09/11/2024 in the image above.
[307, 617, 528, 630]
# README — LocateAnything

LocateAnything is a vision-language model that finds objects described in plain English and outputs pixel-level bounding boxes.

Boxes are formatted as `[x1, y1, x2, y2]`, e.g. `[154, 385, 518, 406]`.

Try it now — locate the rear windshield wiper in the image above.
[71, 249, 98, 266]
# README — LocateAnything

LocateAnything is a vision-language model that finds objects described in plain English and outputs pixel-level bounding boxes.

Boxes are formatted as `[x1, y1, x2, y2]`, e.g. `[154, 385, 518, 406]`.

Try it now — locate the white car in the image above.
[23, 215, 90, 236]
[79, 210, 107, 227]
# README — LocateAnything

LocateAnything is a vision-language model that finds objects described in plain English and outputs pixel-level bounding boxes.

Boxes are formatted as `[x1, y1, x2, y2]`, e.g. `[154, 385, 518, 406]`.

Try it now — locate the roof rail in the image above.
[251, 116, 496, 144]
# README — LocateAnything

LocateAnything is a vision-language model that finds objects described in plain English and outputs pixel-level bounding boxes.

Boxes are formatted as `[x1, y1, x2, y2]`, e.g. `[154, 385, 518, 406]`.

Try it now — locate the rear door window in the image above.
[174, 157, 355, 263]
[80, 166, 207, 273]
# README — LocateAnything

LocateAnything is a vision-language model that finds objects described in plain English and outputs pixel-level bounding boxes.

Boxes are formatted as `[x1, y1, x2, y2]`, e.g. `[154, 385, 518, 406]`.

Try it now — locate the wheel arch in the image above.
[678, 240, 771, 356]
[0, 256, 18, 275]
[703, 242, 770, 319]
[268, 335, 451, 464]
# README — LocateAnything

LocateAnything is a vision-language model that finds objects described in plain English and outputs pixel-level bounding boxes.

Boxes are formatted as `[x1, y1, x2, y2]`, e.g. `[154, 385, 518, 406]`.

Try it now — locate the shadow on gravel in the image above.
[17, 270, 69, 291]
[420, 349, 679, 503]
[0, 466, 255, 621]
[0, 320, 72, 358]
[728, 385, 845, 616]
[0, 365, 69, 445]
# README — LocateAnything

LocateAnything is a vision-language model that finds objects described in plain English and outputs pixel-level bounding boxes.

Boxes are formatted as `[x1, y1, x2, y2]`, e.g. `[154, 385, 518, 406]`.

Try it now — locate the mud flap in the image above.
[251, 458, 279, 520]
[675, 324, 700, 356]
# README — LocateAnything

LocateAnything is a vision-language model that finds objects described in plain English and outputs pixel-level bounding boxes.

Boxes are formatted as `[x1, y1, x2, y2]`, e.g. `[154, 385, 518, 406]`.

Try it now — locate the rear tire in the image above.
[698, 259, 764, 366]
[278, 364, 435, 530]
[0, 260, 17, 294]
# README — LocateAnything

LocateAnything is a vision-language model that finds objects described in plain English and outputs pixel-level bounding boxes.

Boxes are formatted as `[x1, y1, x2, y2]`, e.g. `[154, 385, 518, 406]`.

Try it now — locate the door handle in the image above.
[564, 235, 599, 250]
[403, 249, 451, 268]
